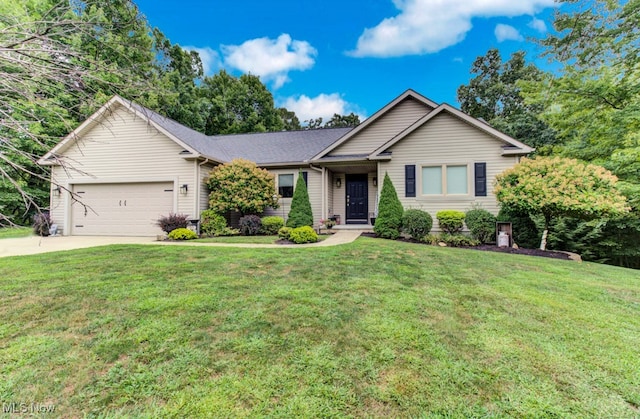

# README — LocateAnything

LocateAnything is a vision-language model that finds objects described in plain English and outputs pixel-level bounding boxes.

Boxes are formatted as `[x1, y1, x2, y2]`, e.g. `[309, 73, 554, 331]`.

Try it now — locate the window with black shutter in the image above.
[474, 162, 487, 196]
[405, 165, 416, 197]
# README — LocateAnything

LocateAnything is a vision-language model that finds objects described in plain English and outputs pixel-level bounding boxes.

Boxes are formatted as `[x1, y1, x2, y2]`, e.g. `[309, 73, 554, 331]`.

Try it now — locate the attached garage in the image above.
[70, 182, 174, 236]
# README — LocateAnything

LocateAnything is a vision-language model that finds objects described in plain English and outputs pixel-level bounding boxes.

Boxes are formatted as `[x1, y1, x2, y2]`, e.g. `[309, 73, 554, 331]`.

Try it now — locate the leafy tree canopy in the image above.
[494, 157, 629, 250]
[206, 159, 278, 216]
[201, 70, 284, 135]
[457, 48, 557, 151]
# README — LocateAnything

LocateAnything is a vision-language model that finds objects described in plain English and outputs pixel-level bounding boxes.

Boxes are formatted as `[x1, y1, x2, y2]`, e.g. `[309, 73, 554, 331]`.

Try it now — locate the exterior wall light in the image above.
[336, 178, 342, 188]
[373, 177, 377, 187]
[180, 184, 188, 195]
[53, 185, 62, 196]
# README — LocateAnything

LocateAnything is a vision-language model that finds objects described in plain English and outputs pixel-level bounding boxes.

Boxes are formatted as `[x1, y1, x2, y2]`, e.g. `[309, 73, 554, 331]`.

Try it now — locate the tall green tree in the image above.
[457, 49, 557, 151]
[325, 113, 360, 128]
[520, 0, 640, 267]
[152, 30, 208, 133]
[201, 70, 284, 135]
[277, 107, 302, 131]
[373, 173, 404, 239]
[286, 173, 313, 228]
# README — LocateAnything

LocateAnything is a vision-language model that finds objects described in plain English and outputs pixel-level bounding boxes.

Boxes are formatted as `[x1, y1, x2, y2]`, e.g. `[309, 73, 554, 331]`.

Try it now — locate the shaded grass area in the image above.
[0, 227, 32, 239]
[1, 237, 639, 417]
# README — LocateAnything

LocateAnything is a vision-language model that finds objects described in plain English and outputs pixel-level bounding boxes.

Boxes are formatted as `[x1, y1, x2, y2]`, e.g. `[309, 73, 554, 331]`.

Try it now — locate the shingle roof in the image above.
[209, 128, 353, 164]
[129, 101, 352, 164]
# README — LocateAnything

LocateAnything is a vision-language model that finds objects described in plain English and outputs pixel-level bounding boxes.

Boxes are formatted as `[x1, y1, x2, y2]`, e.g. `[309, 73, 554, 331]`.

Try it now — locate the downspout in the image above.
[309, 164, 324, 222]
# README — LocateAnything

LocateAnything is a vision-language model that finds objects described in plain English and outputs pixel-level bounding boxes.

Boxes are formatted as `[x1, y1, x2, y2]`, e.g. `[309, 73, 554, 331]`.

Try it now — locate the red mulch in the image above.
[359, 232, 571, 261]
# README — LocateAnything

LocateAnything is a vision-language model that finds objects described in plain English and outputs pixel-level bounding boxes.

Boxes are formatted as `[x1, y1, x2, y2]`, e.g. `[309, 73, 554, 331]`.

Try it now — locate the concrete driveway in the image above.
[0, 235, 157, 258]
[0, 231, 362, 258]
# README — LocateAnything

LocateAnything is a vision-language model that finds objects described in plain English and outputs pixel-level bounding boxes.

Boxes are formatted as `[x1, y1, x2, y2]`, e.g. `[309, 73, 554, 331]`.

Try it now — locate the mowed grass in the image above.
[0, 226, 32, 239]
[1, 238, 639, 417]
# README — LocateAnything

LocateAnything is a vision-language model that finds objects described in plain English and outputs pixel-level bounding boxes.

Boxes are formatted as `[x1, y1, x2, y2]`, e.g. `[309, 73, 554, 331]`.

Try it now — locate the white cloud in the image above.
[281, 93, 363, 123]
[529, 17, 547, 33]
[495, 24, 524, 42]
[183, 46, 220, 75]
[222, 34, 317, 89]
[349, 0, 555, 57]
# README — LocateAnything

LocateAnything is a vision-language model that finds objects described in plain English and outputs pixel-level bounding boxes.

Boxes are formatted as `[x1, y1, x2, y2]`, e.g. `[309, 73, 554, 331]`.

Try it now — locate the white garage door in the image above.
[71, 182, 174, 236]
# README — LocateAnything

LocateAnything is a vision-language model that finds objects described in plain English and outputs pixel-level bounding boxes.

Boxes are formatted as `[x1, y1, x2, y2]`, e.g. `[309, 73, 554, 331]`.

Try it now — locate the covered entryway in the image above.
[345, 174, 368, 224]
[70, 182, 174, 236]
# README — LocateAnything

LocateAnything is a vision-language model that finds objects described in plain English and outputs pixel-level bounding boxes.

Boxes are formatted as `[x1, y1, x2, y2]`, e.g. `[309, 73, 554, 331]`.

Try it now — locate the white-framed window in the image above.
[421, 164, 469, 196]
[278, 174, 294, 198]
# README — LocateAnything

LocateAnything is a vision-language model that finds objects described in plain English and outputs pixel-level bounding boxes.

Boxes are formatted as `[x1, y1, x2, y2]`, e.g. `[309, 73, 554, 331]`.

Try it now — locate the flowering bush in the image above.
[495, 157, 629, 249]
[207, 159, 278, 215]
[320, 218, 336, 228]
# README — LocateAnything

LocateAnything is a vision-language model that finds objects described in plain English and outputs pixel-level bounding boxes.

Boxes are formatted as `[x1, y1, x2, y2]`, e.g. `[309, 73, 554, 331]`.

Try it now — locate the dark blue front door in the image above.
[346, 174, 368, 223]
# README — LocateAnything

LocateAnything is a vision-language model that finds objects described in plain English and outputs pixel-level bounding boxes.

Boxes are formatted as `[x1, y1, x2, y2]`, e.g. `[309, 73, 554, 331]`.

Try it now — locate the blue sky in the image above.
[134, 0, 560, 122]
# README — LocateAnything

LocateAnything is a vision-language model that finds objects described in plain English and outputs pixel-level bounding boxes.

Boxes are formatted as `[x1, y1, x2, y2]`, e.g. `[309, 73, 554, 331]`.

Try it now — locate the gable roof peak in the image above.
[310, 88, 439, 160]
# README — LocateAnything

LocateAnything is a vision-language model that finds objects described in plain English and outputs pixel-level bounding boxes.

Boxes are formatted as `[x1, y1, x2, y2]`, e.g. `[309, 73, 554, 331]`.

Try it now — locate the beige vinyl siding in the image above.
[198, 162, 217, 214]
[263, 168, 323, 227]
[332, 173, 345, 224]
[49, 104, 196, 234]
[379, 112, 519, 231]
[331, 98, 431, 156]
[327, 172, 334, 221]
[368, 172, 379, 218]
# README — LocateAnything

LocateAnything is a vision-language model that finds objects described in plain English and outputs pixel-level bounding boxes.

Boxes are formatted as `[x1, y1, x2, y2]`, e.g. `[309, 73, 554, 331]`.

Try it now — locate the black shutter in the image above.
[302, 171, 308, 185]
[405, 165, 416, 197]
[474, 162, 487, 196]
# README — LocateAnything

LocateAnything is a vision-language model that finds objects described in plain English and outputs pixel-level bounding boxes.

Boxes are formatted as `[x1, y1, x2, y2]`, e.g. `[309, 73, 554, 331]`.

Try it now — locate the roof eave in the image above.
[502, 147, 535, 156]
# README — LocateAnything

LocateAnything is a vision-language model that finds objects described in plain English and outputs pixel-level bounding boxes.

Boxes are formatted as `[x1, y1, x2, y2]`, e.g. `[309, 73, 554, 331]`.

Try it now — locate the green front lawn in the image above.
[0, 226, 32, 239]
[1, 238, 639, 417]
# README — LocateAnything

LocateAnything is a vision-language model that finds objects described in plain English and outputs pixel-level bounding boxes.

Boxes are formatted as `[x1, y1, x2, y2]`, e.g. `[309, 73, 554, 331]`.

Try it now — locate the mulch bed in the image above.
[360, 232, 571, 261]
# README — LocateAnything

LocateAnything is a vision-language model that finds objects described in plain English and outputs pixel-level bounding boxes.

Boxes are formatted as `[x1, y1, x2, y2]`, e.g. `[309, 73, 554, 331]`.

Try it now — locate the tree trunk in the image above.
[540, 228, 548, 251]
[539, 214, 551, 250]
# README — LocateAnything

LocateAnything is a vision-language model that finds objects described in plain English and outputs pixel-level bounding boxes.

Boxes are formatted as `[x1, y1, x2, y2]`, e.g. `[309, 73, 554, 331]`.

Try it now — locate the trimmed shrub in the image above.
[168, 228, 198, 240]
[497, 205, 540, 249]
[286, 173, 313, 228]
[465, 208, 497, 244]
[288, 226, 318, 244]
[200, 209, 227, 236]
[438, 233, 480, 247]
[278, 226, 293, 240]
[239, 214, 261, 236]
[260, 216, 284, 235]
[436, 210, 465, 234]
[33, 212, 51, 237]
[374, 172, 404, 239]
[157, 213, 189, 234]
[402, 209, 433, 240]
